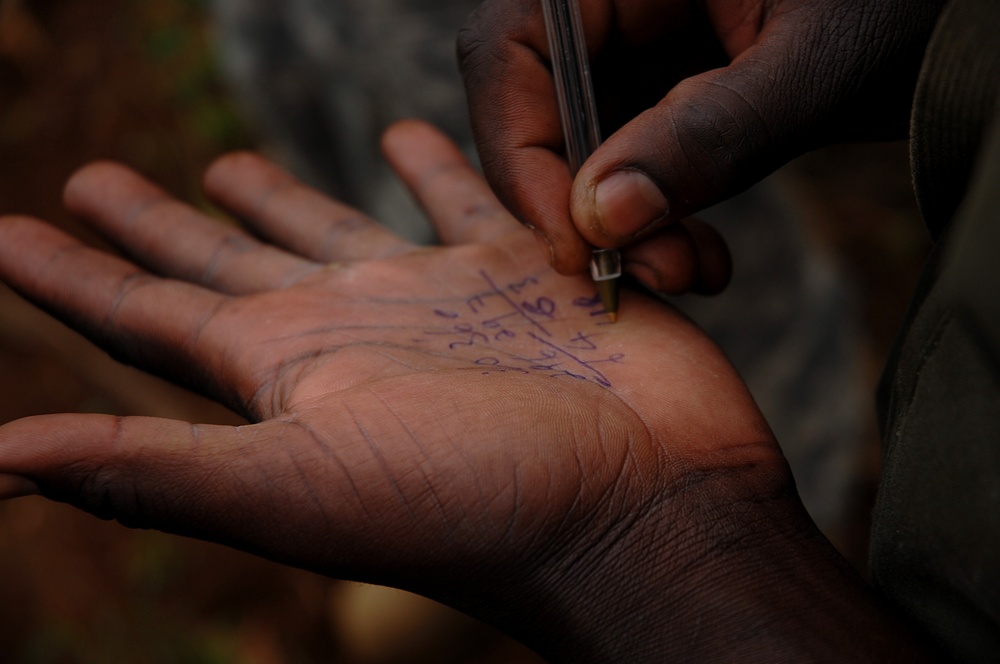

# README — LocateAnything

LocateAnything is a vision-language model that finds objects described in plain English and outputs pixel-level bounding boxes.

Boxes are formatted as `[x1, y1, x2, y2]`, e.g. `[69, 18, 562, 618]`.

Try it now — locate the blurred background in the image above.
[0, 0, 930, 662]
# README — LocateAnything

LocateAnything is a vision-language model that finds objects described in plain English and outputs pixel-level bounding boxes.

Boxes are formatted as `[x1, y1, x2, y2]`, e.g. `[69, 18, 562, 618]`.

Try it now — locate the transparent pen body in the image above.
[540, 0, 622, 283]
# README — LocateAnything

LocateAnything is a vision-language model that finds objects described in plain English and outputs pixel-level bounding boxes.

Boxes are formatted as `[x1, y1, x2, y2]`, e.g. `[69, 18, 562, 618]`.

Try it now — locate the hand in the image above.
[0, 121, 923, 660]
[458, 0, 945, 277]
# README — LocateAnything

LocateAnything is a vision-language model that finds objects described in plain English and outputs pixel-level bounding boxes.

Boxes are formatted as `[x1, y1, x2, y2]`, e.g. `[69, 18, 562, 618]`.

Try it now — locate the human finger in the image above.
[568, 1, 943, 247]
[459, 0, 597, 274]
[622, 218, 731, 295]
[381, 120, 519, 246]
[0, 415, 357, 566]
[0, 401, 529, 579]
[0, 473, 38, 500]
[63, 162, 319, 294]
[0, 216, 240, 409]
[462, 0, 941, 271]
[203, 152, 414, 263]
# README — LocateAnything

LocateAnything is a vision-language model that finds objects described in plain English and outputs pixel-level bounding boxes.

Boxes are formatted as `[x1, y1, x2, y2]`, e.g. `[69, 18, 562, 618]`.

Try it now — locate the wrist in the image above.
[505, 453, 928, 662]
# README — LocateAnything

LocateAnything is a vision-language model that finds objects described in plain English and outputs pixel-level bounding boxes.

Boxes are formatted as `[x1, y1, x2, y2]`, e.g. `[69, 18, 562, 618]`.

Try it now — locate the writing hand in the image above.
[0, 121, 923, 660]
[458, 0, 944, 278]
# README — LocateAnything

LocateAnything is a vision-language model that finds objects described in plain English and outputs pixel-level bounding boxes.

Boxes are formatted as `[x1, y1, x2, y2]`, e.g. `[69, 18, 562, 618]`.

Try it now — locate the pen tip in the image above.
[595, 277, 620, 325]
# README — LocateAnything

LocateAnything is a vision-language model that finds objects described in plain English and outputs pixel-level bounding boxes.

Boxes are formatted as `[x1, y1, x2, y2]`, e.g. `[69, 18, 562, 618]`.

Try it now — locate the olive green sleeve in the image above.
[909, 0, 1000, 237]
[872, 2, 1000, 659]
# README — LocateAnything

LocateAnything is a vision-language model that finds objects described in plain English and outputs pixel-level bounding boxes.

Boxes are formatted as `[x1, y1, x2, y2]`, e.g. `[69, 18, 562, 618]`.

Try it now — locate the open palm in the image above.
[0, 121, 804, 660]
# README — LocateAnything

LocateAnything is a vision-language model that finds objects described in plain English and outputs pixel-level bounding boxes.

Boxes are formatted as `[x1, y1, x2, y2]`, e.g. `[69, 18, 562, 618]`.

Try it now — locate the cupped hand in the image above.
[459, 0, 945, 277]
[0, 121, 893, 660]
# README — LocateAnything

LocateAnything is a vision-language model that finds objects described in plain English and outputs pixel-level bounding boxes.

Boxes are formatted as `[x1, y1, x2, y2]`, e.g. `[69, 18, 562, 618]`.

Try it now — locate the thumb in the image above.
[570, 1, 935, 247]
[0, 414, 254, 528]
[0, 411, 480, 577]
[570, 62, 784, 246]
[0, 414, 350, 566]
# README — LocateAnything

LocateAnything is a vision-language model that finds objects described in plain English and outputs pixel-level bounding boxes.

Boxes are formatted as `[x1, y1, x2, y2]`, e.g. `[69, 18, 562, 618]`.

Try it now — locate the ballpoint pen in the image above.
[541, 0, 621, 322]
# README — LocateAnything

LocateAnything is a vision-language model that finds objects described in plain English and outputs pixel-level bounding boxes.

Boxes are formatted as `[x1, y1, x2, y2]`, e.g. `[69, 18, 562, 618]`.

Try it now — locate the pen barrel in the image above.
[541, 0, 602, 175]
[542, 0, 621, 306]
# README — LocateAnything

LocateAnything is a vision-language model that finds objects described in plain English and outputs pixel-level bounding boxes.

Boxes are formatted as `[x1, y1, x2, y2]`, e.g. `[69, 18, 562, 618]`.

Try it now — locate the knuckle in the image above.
[456, 3, 497, 67]
[457, 0, 535, 76]
[679, 86, 765, 153]
[664, 77, 780, 193]
[71, 459, 143, 525]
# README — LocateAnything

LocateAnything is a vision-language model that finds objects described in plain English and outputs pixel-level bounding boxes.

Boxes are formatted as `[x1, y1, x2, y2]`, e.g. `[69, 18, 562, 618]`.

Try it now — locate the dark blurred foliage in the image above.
[0, 0, 928, 662]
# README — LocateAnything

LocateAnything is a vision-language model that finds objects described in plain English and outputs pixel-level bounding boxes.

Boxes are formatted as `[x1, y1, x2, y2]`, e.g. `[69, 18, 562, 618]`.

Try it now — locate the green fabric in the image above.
[873, 115, 1000, 660]
[910, 0, 1000, 237]
[872, 0, 1000, 658]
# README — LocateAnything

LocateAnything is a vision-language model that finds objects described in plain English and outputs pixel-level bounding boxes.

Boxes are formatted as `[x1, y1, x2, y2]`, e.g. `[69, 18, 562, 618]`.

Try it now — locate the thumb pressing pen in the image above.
[541, 0, 621, 322]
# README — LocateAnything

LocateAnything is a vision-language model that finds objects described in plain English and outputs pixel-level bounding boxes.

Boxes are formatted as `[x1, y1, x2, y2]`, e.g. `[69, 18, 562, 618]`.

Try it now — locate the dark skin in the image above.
[0, 121, 930, 660]
[458, 0, 947, 276]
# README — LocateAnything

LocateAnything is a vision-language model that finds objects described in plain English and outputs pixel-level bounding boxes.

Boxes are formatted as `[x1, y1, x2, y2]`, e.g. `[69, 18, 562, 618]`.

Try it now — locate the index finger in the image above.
[458, 0, 599, 274]
[381, 121, 518, 245]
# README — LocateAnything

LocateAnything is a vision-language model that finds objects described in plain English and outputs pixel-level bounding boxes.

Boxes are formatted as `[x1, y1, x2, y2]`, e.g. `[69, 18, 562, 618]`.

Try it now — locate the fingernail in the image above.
[0, 474, 40, 500]
[594, 170, 669, 239]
